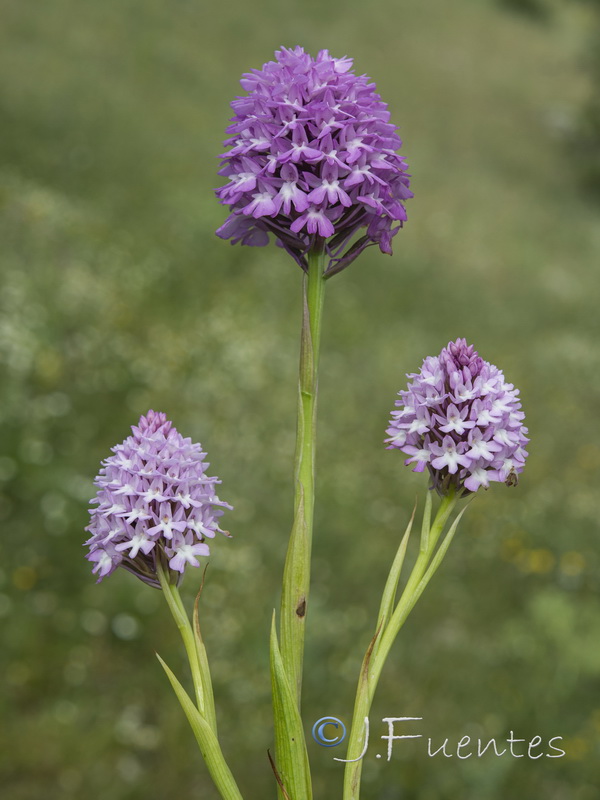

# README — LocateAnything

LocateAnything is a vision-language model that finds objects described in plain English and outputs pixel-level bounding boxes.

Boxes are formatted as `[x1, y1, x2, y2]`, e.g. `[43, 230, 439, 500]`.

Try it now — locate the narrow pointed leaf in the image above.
[156, 654, 243, 800]
[270, 614, 313, 800]
[407, 502, 471, 616]
[419, 490, 433, 552]
[376, 503, 416, 635]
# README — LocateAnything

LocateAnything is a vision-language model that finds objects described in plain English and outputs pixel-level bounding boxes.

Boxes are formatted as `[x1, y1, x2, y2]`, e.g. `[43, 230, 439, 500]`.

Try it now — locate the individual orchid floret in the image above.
[385, 339, 529, 495]
[215, 46, 412, 276]
[85, 410, 232, 587]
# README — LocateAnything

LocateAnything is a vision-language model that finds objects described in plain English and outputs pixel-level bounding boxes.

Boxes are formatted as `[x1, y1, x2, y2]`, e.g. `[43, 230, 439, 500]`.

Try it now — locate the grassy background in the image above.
[1, 0, 600, 798]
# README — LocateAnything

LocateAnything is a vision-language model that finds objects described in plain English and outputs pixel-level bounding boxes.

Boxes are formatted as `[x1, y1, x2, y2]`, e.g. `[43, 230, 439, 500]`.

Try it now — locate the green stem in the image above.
[342, 492, 459, 800]
[157, 560, 206, 715]
[280, 244, 327, 705]
[156, 654, 244, 800]
[157, 562, 243, 800]
[372, 492, 457, 684]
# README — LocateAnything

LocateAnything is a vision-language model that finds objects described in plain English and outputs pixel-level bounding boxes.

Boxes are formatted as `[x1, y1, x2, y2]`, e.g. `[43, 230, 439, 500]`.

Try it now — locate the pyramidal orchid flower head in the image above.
[215, 46, 412, 276]
[385, 339, 529, 496]
[85, 410, 232, 588]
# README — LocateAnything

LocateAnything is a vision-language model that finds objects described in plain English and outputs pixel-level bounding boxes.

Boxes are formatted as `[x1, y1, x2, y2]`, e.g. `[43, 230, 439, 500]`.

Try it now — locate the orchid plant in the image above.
[84, 46, 528, 800]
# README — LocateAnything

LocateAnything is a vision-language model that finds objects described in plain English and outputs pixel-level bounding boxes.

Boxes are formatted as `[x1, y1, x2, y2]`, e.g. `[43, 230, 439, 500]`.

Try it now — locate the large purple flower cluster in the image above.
[385, 339, 529, 494]
[215, 46, 412, 275]
[85, 411, 231, 587]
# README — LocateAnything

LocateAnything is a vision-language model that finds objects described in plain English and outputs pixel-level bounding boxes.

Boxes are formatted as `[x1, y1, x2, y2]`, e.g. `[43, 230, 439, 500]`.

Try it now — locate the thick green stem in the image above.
[157, 560, 206, 715]
[342, 492, 459, 800]
[279, 245, 327, 705]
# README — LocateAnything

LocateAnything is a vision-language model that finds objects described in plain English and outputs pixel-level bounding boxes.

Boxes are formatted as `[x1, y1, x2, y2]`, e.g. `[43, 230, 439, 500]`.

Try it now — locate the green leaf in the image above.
[419, 490, 433, 553]
[156, 653, 243, 800]
[270, 614, 313, 800]
[376, 503, 416, 637]
[406, 501, 471, 617]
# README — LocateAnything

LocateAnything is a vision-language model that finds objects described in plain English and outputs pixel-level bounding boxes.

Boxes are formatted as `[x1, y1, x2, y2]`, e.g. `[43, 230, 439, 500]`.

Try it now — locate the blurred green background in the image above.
[1, 0, 600, 798]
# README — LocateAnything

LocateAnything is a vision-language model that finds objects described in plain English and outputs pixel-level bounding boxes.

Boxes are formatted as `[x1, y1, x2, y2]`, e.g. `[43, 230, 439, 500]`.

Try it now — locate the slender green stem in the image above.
[371, 492, 457, 685]
[192, 588, 219, 735]
[157, 562, 243, 800]
[342, 492, 459, 800]
[157, 653, 244, 800]
[157, 560, 206, 715]
[280, 244, 327, 705]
